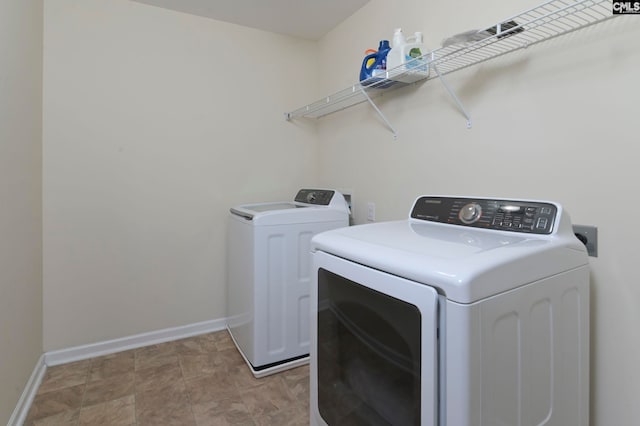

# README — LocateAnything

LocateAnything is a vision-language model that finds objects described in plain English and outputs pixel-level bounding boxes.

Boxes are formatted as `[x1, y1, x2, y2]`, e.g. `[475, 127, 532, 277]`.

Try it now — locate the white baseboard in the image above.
[44, 317, 228, 367]
[7, 354, 46, 426]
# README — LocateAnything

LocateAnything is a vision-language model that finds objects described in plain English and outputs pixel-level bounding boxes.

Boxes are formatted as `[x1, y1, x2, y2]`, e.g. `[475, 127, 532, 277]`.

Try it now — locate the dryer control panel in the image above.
[294, 189, 335, 206]
[410, 196, 557, 234]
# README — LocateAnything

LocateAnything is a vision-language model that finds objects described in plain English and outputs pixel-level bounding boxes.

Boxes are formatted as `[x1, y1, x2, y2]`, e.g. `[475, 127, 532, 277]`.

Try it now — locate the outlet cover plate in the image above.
[367, 202, 375, 222]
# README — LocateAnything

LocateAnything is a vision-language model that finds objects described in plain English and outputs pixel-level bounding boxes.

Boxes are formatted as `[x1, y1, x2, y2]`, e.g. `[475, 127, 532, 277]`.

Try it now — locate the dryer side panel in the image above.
[446, 266, 589, 426]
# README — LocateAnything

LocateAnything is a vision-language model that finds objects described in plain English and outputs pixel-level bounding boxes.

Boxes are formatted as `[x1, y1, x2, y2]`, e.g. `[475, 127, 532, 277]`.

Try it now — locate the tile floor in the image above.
[25, 330, 310, 425]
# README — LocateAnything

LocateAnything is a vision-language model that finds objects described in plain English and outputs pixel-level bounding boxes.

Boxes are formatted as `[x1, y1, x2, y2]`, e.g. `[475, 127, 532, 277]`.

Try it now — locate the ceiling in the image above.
[131, 0, 370, 40]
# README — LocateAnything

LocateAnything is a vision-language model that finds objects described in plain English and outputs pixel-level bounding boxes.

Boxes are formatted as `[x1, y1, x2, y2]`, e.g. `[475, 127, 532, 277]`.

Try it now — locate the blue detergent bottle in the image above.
[359, 40, 391, 85]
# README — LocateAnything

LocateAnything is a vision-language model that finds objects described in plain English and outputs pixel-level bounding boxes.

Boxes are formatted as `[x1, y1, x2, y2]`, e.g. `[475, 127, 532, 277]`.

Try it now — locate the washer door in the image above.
[311, 251, 439, 426]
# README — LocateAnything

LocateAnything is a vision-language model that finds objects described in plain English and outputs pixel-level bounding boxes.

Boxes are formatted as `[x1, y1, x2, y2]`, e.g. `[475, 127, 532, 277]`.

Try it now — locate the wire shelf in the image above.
[285, 74, 425, 120]
[286, 0, 616, 121]
[430, 0, 614, 76]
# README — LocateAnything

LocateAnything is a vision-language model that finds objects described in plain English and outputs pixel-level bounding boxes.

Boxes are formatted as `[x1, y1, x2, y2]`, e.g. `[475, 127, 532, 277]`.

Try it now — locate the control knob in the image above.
[459, 203, 482, 224]
[306, 192, 317, 203]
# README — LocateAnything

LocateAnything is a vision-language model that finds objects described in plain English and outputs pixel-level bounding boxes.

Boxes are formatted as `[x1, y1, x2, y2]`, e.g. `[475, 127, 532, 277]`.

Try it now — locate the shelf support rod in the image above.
[359, 86, 398, 139]
[431, 63, 472, 129]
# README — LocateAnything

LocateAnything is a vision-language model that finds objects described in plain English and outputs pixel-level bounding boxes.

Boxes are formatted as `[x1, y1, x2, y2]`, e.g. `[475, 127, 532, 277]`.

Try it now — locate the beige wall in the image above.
[316, 0, 640, 425]
[0, 0, 43, 423]
[42, 0, 319, 351]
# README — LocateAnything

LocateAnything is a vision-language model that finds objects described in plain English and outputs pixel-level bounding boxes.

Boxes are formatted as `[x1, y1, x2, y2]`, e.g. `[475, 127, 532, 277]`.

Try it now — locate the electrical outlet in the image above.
[572, 224, 598, 257]
[367, 202, 376, 222]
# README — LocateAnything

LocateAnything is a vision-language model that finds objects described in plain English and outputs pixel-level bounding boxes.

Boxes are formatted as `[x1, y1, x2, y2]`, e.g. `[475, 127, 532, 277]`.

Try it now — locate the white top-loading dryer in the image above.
[227, 189, 349, 377]
[310, 195, 589, 425]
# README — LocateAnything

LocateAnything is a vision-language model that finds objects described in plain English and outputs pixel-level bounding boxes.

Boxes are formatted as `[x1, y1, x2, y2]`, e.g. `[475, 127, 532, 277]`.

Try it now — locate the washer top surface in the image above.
[311, 196, 588, 303]
[244, 202, 304, 213]
[231, 189, 349, 226]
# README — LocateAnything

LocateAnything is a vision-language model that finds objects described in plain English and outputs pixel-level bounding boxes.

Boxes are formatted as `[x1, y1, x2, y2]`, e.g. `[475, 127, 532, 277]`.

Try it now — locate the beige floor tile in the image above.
[229, 364, 263, 390]
[186, 370, 239, 405]
[28, 409, 79, 426]
[179, 353, 221, 380]
[83, 371, 135, 407]
[216, 347, 245, 369]
[239, 384, 280, 418]
[78, 395, 135, 426]
[27, 383, 85, 422]
[135, 359, 183, 393]
[260, 375, 298, 410]
[281, 366, 310, 404]
[25, 330, 311, 425]
[173, 337, 206, 356]
[193, 413, 233, 426]
[190, 397, 227, 420]
[192, 396, 255, 426]
[37, 360, 90, 394]
[88, 350, 135, 382]
[255, 405, 309, 426]
[281, 364, 310, 383]
[134, 341, 178, 370]
[214, 332, 236, 351]
[198, 332, 220, 345]
[174, 334, 218, 355]
[136, 382, 195, 426]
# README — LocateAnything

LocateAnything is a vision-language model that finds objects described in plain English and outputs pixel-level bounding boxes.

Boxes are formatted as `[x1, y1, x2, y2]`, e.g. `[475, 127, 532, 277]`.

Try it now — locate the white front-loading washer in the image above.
[310, 196, 589, 425]
[227, 189, 349, 377]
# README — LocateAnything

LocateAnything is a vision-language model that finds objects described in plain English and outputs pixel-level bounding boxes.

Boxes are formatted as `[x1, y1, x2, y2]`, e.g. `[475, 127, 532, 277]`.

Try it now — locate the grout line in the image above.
[176, 351, 198, 426]
[78, 358, 92, 419]
[133, 346, 140, 426]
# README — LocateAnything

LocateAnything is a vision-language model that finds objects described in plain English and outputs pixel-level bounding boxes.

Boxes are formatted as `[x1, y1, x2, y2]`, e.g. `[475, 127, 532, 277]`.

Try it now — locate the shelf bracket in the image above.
[431, 63, 472, 129]
[359, 86, 398, 139]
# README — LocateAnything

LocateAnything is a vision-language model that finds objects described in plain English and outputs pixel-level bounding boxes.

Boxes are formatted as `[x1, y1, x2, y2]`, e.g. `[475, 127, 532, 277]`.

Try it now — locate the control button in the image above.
[536, 217, 548, 229]
[459, 203, 482, 224]
[540, 207, 552, 215]
[525, 207, 537, 216]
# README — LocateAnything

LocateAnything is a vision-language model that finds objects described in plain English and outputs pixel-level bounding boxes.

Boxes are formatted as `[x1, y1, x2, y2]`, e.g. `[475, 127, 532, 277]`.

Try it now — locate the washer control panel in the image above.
[294, 189, 336, 206]
[410, 196, 557, 234]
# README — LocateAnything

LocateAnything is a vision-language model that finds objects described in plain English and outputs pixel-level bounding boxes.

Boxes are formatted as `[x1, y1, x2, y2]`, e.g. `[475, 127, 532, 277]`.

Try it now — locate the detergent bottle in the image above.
[386, 28, 429, 82]
[405, 32, 427, 71]
[385, 28, 407, 71]
[359, 40, 391, 83]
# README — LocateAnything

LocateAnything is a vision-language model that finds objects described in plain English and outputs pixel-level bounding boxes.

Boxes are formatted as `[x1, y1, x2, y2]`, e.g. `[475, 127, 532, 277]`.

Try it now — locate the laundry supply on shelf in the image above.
[386, 28, 429, 83]
[364, 49, 377, 68]
[359, 39, 394, 87]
